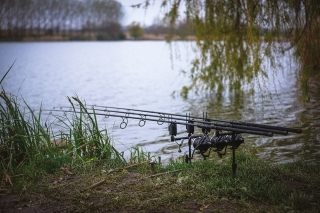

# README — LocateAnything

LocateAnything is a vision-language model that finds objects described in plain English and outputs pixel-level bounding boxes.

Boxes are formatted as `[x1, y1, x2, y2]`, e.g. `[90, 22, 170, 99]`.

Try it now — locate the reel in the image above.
[193, 133, 244, 159]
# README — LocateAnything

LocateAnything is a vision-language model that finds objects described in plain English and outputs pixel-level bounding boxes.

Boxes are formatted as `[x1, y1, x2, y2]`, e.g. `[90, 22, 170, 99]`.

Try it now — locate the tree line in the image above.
[0, 0, 125, 40]
[0, 0, 197, 41]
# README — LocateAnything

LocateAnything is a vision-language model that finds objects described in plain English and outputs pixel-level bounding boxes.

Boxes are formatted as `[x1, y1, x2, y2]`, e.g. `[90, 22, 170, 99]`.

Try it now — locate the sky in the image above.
[118, 0, 166, 26]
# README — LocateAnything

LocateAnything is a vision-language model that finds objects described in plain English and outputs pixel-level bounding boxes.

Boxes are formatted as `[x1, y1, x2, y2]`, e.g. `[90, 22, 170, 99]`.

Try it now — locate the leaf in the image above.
[0, 60, 16, 85]
[60, 167, 74, 175]
[177, 176, 189, 183]
[4, 174, 13, 187]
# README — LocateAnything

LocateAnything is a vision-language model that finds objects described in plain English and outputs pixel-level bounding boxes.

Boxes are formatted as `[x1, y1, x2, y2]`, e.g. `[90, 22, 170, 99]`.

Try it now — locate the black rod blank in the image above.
[48, 105, 301, 136]
[47, 109, 274, 137]
[85, 105, 302, 134]
[229, 121, 302, 134]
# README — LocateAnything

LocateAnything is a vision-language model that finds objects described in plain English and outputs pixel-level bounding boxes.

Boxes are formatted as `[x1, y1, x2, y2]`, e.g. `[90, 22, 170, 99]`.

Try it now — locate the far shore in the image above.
[0, 32, 197, 42]
[0, 33, 288, 43]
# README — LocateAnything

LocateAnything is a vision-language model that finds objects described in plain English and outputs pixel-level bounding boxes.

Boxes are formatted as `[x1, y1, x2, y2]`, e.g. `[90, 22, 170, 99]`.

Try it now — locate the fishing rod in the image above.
[52, 105, 299, 136]
[85, 104, 302, 134]
[46, 102, 302, 177]
[46, 108, 274, 136]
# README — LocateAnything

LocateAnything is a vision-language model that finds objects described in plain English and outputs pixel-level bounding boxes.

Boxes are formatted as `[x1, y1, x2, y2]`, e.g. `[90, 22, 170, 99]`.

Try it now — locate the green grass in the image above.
[0, 94, 319, 212]
[0, 90, 125, 181]
[1, 152, 319, 213]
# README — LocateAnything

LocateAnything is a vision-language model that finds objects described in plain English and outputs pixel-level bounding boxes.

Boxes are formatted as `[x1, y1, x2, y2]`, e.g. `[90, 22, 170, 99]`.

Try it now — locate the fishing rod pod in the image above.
[46, 104, 302, 177]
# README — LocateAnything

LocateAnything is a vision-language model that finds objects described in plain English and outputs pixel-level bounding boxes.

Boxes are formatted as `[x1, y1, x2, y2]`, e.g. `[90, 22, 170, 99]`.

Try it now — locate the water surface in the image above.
[0, 41, 319, 163]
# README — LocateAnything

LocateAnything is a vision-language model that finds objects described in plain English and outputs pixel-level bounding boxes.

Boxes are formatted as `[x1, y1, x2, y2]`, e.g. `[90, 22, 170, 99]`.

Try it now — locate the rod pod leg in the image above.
[232, 133, 237, 178]
[185, 133, 192, 163]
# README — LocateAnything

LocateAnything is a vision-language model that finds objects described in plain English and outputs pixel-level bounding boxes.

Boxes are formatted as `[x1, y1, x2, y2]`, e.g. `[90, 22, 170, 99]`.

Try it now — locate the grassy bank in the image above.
[0, 95, 319, 213]
[1, 68, 319, 212]
[1, 152, 319, 213]
[0, 84, 125, 182]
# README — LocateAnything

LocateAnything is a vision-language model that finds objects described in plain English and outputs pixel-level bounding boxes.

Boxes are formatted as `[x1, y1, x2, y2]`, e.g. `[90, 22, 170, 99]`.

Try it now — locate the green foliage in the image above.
[96, 31, 126, 41]
[127, 22, 145, 40]
[0, 92, 51, 173]
[2, 133, 320, 212]
[54, 96, 125, 162]
[0, 81, 125, 180]
[148, 0, 320, 98]
[162, 152, 318, 210]
[286, 191, 311, 211]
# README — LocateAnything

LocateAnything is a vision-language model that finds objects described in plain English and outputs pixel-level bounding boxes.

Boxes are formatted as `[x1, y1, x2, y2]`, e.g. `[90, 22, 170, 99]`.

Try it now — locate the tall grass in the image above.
[0, 92, 50, 174]
[0, 66, 125, 180]
[54, 96, 125, 163]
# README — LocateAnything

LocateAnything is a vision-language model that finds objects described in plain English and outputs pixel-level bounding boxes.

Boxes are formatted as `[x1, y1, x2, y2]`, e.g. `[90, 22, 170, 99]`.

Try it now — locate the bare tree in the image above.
[0, 0, 125, 40]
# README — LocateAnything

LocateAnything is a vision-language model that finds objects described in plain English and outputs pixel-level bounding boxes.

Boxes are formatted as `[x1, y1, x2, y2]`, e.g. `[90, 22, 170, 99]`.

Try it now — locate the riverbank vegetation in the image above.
[154, 0, 320, 99]
[1, 136, 320, 212]
[0, 93, 125, 180]
[0, 64, 125, 181]
[0, 69, 319, 212]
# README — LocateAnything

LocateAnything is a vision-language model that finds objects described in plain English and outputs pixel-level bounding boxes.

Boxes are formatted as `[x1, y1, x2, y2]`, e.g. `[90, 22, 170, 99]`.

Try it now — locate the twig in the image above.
[60, 167, 74, 175]
[148, 169, 182, 178]
[82, 179, 105, 191]
[4, 173, 13, 187]
[16, 157, 27, 169]
[9, 174, 24, 178]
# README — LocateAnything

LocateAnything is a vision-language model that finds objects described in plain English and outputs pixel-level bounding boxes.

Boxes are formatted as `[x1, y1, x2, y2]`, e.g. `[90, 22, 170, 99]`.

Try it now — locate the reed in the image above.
[53, 96, 126, 163]
[0, 66, 125, 180]
[0, 93, 126, 179]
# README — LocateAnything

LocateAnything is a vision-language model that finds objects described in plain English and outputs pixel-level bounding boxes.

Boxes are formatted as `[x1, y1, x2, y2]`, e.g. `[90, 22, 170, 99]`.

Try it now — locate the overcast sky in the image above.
[118, 0, 166, 26]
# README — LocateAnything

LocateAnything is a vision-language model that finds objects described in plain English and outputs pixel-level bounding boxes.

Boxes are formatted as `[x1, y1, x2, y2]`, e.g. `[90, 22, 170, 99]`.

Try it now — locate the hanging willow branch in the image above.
[145, 0, 320, 98]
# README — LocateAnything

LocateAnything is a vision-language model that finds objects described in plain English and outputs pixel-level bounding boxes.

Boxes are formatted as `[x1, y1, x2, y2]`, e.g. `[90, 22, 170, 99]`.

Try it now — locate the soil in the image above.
[0, 172, 259, 213]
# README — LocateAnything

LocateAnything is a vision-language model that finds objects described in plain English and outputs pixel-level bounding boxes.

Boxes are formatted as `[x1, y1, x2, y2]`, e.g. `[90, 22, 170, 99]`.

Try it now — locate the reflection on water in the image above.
[0, 41, 319, 163]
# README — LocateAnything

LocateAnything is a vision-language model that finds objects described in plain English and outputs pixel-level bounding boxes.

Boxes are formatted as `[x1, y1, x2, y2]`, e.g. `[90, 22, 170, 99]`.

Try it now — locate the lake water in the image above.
[0, 41, 319, 164]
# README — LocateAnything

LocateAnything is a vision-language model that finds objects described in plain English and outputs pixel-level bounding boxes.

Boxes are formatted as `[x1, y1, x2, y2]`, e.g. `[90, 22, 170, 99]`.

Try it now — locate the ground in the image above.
[1, 169, 319, 213]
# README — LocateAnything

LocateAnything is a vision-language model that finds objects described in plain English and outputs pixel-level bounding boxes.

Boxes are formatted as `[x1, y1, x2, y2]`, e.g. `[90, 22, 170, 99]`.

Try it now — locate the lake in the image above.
[0, 41, 319, 164]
